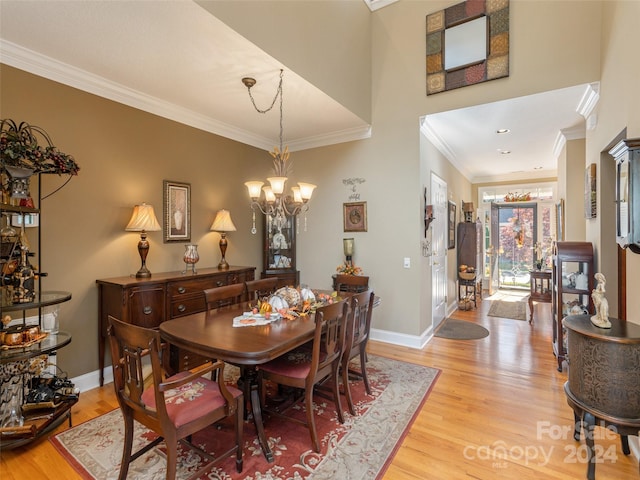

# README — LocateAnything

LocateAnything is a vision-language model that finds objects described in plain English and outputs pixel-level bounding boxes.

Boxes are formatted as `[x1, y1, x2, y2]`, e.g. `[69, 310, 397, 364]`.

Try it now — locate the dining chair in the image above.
[245, 277, 279, 303]
[258, 299, 349, 452]
[341, 289, 375, 415]
[107, 315, 243, 480]
[204, 283, 246, 312]
[335, 274, 369, 293]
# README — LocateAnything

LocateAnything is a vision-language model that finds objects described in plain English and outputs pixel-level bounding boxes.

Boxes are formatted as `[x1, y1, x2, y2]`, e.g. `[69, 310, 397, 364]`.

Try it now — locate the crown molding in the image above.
[0, 39, 369, 152]
[420, 116, 473, 181]
[363, 0, 399, 12]
[576, 82, 600, 119]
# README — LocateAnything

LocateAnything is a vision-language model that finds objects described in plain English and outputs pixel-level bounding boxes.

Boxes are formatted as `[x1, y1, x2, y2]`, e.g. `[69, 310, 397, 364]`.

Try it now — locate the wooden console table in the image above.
[528, 269, 552, 323]
[563, 315, 640, 480]
[96, 266, 255, 385]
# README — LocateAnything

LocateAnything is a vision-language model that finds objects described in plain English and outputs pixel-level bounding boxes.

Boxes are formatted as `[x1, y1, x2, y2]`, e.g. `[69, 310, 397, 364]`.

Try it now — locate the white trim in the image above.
[71, 367, 113, 393]
[576, 82, 600, 119]
[363, 0, 399, 12]
[370, 327, 433, 350]
[421, 117, 473, 182]
[0, 39, 369, 152]
[629, 435, 640, 465]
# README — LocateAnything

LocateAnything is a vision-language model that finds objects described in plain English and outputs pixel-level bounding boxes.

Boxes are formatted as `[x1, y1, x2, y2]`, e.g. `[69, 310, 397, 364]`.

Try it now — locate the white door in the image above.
[431, 174, 447, 328]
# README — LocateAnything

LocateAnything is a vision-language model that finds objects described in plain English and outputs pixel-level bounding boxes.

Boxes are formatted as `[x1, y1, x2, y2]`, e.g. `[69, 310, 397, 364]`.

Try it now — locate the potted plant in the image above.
[1, 119, 79, 199]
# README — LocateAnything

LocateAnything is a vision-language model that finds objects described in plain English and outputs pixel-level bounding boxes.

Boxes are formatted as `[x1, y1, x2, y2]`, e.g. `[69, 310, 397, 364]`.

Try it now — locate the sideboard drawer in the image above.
[168, 276, 227, 296]
[169, 295, 206, 318]
[127, 285, 166, 328]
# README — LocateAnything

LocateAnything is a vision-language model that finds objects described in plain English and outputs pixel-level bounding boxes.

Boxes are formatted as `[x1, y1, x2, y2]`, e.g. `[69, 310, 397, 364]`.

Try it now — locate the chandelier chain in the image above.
[245, 69, 285, 152]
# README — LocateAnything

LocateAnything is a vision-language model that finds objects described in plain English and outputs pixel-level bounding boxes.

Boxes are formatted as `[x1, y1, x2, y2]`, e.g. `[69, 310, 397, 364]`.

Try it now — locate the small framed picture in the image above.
[343, 201, 367, 232]
[163, 180, 190, 243]
[584, 163, 597, 219]
[447, 200, 456, 249]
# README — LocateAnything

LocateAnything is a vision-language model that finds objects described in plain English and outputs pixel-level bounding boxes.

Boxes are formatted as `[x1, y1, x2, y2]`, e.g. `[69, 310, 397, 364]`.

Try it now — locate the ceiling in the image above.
[0, 1, 595, 183]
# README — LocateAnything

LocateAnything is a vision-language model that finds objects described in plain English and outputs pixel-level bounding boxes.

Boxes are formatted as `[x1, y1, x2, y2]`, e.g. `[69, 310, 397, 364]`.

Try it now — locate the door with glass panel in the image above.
[431, 174, 447, 328]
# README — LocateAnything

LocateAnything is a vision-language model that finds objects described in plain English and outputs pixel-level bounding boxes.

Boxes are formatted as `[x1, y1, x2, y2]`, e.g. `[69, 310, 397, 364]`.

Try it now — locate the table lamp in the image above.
[343, 238, 354, 266]
[125, 203, 161, 278]
[210, 209, 237, 270]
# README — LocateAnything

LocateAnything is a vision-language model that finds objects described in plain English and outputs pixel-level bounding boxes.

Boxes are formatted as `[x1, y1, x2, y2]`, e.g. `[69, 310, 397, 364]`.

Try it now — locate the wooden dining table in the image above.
[159, 304, 318, 462]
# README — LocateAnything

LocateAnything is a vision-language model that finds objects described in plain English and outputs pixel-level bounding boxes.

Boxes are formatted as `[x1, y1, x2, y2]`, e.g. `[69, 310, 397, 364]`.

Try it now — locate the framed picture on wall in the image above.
[447, 200, 456, 249]
[584, 163, 597, 219]
[343, 201, 367, 232]
[163, 180, 191, 242]
[556, 199, 565, 241]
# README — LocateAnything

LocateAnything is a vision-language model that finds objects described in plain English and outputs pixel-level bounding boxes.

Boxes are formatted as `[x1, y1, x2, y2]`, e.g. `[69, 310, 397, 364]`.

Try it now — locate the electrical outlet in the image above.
[403, 257, 410, 268]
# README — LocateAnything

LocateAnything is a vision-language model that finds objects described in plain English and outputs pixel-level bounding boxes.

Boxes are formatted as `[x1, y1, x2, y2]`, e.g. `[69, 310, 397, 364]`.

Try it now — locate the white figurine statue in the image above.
[590, 272, 611, 328]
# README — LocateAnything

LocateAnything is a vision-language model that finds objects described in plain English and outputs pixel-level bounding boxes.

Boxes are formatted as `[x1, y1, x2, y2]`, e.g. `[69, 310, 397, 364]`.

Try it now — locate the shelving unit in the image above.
[1, 198, 74, 449]
[551, 241, 594, 372]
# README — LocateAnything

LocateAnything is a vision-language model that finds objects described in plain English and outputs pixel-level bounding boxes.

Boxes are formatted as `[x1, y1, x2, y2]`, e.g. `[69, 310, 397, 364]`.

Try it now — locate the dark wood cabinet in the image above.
[564, 315, 640, 480]
[610, 137, 640, 253]
[551, 242, 594, 371]
[96, 265, 255, 384]
[262, 214, 299, 286]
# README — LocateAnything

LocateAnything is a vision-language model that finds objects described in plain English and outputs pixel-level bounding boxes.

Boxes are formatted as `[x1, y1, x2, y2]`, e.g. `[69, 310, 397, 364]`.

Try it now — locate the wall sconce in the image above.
[210, 209, 237, 270]
[343, 238, 354, 266]
[125, 203, 161, 278]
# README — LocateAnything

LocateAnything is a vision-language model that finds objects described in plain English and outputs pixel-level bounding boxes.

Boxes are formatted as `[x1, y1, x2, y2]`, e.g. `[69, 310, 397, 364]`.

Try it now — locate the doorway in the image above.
[491, 203, 538, 290]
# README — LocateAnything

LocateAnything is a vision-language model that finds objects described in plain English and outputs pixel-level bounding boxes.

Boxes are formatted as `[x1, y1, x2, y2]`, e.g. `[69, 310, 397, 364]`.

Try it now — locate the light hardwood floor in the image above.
[1, 293, 638, 479]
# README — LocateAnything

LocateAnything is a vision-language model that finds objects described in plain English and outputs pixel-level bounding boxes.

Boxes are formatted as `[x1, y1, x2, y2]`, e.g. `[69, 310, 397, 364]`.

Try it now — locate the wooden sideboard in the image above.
[563, 314, 640, 480]
[96, 265, 255, 385]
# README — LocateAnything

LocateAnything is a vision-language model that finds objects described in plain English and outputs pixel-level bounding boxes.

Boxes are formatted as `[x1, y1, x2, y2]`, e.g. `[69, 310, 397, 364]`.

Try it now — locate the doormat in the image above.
[435, 318, 489, 340]
[50, 355, 440, 480]
[487, 298, 528, 321]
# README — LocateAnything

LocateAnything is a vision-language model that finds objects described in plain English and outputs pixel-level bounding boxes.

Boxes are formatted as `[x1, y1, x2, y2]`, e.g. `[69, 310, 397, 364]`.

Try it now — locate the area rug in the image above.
[435, 318, 489, 340]
[50, 355, 439, 480]
[487, 297, 528, 321]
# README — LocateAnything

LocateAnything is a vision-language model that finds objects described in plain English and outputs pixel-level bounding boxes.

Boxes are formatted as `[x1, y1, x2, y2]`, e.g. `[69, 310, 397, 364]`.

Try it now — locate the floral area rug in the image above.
[50, 355, 439, 480]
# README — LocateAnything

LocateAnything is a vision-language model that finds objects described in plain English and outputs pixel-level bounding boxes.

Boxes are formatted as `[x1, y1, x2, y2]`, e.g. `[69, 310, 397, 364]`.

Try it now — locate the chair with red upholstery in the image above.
[258, 299, 349, 452]
[107, 315, 243, 480]
[341, 289, 375, 415]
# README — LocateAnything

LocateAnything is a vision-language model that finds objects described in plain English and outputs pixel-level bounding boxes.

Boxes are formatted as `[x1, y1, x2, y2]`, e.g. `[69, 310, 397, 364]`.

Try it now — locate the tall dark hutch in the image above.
[262, 214, 299, 286]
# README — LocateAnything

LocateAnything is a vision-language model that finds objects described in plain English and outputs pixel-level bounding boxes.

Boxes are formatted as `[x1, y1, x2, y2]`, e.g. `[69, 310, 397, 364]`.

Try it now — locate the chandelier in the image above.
[242, 70, 316, 233]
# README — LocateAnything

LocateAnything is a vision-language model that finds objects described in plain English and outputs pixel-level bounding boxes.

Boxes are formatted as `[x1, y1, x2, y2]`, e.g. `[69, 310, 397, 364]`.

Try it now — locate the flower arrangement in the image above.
[503, 191, 531, 202]
[534, 241, 550, 270]
[249, 288, 342, 320]
[0, 119, 79, 175]
[336, 263, 362, 276]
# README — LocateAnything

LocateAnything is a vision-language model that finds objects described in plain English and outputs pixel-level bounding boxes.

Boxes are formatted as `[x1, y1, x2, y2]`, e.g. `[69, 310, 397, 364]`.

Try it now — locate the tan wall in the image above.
[586, 0, 640, 323]
[0, 65, 265, 377]
[565, 139, 587, 241]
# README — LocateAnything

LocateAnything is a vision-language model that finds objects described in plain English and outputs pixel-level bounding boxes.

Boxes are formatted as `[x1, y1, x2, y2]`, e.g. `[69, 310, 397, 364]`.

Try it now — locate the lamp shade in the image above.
[125, 203, 161, 232]
[210, 209, 237, 232]
[343, 238, 354, 256]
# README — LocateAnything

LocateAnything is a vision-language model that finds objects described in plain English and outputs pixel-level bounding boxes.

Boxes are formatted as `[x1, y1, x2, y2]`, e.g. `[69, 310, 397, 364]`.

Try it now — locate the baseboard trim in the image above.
[629, 435, 640, 464]
[370, 326, 433, 349]
[71, 368, 113, 393]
